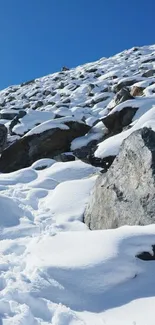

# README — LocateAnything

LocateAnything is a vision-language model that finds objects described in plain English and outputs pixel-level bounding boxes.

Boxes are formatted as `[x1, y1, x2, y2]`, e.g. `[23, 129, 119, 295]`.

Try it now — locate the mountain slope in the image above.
[0, 45, 155, 324]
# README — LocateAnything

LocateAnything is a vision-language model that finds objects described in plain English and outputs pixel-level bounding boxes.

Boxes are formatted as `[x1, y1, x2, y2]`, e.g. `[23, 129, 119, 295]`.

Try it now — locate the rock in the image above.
[136, 246, 155, 261]
[57, 82, 65, 89]
[73, 140, 99, 163]
[84, 127, 155, 230]
[9, 111, 27, 135]
[142, 69, 155, 77]
[0, 124, 7, 153]
[62, 98, 71, 104]
[53, 76, 60, 82]
[6, 96, 15, 103]
[142, 58, 155, 64]
[0, 109, 26, 121]
[18, 111, 27, 119]
[114, 88, 133, 105]
[130, 86, 144, 96]
[86, 95, 109, 108]
[61, 66, 70, 71]
[92, 95, 109, 105]
[86, 68, 98, 73]
[21, 79, 35, 87]
[54, 152, 75, 162]
[132, 47, 139, 52]
[0, 112, 18, 120]
[32, 101, 44, 110]
[0, 101, 5, 108]
[108, 88, 133, 110]
[88, 154, 115, 170]
[102, 106, 138, 134]
[43, 90, 51, 96]
[0, 121, 90, 172]
[114, 79, 138, 93]
[88, 84, 95, 92]
[95, 73, 102, 78]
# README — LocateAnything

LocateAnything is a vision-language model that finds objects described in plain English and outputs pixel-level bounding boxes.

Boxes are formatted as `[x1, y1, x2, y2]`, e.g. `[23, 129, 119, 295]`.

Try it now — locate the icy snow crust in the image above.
[0, 45, 155, 324]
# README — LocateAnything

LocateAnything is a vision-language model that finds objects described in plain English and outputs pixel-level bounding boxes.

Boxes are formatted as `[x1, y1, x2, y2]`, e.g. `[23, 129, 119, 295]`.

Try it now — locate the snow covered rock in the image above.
[0, 120, 90, 172]
[85, 127, 155, 229]
[102, 105, 138, 134]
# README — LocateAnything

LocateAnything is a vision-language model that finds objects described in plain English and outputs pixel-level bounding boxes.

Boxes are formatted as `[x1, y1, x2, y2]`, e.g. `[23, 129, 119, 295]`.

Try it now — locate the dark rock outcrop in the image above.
[0, 124, 7, 153]
[102, 106, 138, 134]
[0, 111, 18, 120]
[0, 121, 90, 172]
[84, 127, 155, 230]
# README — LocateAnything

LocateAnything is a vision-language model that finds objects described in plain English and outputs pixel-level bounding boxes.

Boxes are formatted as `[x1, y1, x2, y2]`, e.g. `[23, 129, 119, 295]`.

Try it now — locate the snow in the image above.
[0, 157, 155, 324]
[0, 44, 155, 324]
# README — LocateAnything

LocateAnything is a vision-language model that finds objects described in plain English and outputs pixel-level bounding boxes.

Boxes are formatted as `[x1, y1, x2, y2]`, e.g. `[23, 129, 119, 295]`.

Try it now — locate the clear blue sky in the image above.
[0, 0, 154, 89]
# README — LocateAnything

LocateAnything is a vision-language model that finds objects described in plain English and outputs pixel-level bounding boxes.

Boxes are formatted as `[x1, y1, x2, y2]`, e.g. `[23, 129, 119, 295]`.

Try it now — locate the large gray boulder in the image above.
[84, 127, 155, 229]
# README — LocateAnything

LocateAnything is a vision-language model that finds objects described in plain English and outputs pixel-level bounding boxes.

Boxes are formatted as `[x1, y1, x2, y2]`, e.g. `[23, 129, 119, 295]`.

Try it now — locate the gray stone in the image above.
[84, 127, 155, 230]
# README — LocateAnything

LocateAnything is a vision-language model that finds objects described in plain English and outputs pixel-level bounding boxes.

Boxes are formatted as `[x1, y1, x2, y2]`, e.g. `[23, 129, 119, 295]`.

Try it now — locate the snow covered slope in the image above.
[0, 45, 155, 324]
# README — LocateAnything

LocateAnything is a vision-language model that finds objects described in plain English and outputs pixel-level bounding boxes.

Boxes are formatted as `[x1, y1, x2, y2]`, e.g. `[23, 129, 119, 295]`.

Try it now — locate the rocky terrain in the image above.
[1, 44, 155, 171]
[0, 45, 155, 324]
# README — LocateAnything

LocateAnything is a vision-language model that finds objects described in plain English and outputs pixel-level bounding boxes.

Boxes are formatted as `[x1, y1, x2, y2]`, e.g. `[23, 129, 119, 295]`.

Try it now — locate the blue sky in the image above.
[0, 0, 154, 89]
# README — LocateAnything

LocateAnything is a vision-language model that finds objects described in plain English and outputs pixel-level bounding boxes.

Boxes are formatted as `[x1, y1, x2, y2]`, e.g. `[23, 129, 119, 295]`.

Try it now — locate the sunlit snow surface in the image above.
[1, 45, 155, 324]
